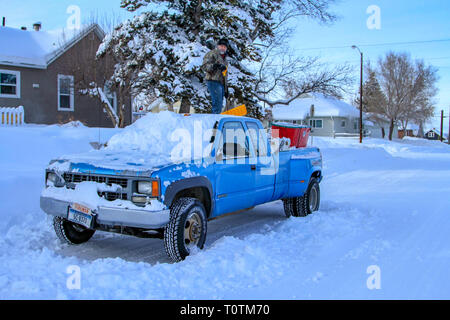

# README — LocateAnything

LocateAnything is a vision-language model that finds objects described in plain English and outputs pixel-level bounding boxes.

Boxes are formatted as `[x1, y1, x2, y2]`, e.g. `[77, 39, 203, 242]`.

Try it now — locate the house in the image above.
[424, 129, 443, 141]
[272, 93, 364, 137]
[0, 24, 131, 127]
[398, 122, 423, 139]
[364, 113, 399, 139]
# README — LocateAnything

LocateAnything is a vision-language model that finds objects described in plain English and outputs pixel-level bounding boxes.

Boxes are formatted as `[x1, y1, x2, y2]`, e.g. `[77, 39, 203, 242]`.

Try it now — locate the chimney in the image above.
[33, 22, 42, 31]
[2, 17, 5, 27]
[21, 26, 27, 31]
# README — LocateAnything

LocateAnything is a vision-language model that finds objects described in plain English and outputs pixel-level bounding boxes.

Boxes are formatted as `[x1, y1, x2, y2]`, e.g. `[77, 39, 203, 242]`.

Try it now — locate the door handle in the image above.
[251, 165, 256, 171]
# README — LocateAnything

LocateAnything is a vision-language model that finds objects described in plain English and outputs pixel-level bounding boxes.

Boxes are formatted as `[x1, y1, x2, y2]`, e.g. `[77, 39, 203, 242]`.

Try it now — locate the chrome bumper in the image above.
[40, 196, 170, 229]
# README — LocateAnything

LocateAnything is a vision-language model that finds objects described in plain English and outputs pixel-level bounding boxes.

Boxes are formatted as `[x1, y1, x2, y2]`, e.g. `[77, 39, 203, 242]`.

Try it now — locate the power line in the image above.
[298, 38, 450, 51]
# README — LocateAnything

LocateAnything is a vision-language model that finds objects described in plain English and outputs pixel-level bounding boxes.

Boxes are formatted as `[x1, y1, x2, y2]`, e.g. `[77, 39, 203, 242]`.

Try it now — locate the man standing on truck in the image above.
[202, 38, 229, 114]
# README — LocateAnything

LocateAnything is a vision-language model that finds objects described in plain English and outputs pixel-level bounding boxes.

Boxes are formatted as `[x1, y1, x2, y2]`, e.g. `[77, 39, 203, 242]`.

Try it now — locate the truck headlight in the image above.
[137, 180, 160, 197]
[46, 172, 64, 187]
[47, 173, 57, 184]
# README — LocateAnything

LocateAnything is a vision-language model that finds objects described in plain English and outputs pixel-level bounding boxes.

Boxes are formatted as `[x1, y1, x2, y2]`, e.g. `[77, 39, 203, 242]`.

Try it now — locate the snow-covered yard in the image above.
[0, 124, 449, 299]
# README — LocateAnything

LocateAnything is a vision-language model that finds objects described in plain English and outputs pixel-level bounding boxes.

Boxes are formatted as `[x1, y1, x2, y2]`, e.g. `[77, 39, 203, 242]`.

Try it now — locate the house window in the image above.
[428, 132, 435, 138]
[309, 119, 323, 129]
[0, 70, 20, 98]
[341, 120, 346, 127]
[58, 75, 74, 111]
[104, 82, 117, 113]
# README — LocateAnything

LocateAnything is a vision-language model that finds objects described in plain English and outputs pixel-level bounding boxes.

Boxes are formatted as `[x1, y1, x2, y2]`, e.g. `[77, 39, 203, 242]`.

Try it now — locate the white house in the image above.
[364, 113, 399, 139]
[272, 93, 362, 137]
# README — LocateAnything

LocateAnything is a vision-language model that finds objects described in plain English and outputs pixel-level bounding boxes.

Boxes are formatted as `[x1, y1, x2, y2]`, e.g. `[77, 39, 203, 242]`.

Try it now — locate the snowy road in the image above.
[1, 125, 449, 299]
[58, 203, 286, 265]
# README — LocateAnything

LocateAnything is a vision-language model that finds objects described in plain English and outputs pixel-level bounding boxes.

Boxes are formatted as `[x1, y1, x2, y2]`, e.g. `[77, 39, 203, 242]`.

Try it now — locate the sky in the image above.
[1, 0, 449, 133]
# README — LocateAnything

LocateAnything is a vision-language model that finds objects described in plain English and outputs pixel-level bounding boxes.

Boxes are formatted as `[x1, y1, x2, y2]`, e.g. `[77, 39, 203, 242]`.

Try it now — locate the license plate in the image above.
[68, 203, 93, 229]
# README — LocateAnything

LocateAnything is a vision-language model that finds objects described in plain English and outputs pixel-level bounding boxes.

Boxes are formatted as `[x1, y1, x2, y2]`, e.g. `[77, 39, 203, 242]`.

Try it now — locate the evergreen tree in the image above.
[355, 68, 386, 114]
[99, 0, 283, 118]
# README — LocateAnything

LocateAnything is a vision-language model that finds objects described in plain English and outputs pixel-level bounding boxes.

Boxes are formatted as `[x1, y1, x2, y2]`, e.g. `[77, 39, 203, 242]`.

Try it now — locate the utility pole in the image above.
[440, 110, 444, 143]
[352, 45, 363, 143]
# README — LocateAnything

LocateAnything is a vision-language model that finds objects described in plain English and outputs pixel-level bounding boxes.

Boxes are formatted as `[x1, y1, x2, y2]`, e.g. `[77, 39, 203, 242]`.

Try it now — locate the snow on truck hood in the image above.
[49, 111, 229, 174]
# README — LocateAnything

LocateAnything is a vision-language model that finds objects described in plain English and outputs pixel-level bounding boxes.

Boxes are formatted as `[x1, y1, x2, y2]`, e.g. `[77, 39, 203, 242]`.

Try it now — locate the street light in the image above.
[352, 45, 363, 144]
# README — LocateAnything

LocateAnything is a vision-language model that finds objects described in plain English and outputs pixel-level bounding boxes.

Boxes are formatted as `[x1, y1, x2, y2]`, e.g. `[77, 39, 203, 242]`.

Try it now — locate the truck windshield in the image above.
[216, 121, 250, 160]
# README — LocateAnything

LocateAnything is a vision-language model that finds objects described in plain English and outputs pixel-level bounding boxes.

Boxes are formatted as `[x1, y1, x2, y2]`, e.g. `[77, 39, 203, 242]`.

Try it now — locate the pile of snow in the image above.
[0, 125, 120, 234]
[59, 121, 86, 128]
[106, 111, 221, 154]
[51, 111, 228, 172]
[272, 92, 360, 121]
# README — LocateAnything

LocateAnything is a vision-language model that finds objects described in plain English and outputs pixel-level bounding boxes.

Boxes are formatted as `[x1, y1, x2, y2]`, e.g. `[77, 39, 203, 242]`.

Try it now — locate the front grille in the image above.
[98, 192, 128, 201]
[107, 177, 129, 188]
[63, 173, 131, 202]
[64, 173, 128, 188]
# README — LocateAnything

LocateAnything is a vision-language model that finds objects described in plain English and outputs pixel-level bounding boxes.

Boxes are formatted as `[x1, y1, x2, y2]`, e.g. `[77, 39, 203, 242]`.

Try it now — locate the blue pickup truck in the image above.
[41, 113, 322, 262]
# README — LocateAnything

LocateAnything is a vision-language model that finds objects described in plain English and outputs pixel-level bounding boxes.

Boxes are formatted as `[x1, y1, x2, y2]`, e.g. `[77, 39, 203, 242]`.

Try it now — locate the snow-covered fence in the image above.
[0, 106, 24, 126]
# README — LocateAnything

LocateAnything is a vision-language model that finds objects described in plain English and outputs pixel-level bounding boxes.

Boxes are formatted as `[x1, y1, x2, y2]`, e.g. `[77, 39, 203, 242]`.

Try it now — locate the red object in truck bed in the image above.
[271, 123, 311, 148]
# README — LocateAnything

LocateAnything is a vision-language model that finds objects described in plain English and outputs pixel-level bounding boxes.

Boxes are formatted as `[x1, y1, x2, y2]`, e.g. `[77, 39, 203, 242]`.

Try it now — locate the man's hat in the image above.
[217, 38, 229, 47]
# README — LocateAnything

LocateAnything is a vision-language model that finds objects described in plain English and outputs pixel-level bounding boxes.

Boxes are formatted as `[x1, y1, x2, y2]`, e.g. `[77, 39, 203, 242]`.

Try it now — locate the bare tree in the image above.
[375, 52, 438, 140]
[251, 0, 353, 114]
[257, 62, 353, 107]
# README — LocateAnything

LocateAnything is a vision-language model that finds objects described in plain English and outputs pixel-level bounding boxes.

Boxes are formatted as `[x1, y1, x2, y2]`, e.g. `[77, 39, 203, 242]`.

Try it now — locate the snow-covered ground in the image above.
[0, 124, 449, 299]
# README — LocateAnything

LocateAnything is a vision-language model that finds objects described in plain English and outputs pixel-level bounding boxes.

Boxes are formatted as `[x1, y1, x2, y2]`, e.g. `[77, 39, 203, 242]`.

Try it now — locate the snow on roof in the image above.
[272, 93, 360, 121]
[0, 27, 63, 68]
[405, 123, 420, 131]
[0, 25, 103, 69]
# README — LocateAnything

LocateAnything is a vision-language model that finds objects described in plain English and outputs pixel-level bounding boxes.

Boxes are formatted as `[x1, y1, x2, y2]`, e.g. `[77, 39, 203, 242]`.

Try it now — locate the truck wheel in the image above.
[53, 216, 95, 245]
[296, 178, 320, 217]
[164, 197, 208, 262]
[283, 198, 296, 218]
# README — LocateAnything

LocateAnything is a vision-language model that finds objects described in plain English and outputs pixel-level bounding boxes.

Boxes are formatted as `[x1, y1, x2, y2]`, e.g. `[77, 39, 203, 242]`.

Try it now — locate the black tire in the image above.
[164, 197, 208, 262]
[53, 216, 95, 245]
[296, 178, 320, 217]
[283, 198, 296, 218]
[283, 178, 320, 218]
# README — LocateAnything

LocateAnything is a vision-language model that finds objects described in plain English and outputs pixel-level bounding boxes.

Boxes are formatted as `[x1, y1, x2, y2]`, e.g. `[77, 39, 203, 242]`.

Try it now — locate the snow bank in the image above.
[0, 125, 120, 234]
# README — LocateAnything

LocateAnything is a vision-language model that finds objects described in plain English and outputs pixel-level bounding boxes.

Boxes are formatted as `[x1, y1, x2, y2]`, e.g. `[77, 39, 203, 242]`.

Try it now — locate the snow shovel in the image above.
[221, 104, 247, 116]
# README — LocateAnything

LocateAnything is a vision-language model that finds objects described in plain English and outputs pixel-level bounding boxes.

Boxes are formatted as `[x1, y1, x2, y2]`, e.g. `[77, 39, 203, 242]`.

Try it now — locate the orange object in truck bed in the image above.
[221, 104, 247, 117]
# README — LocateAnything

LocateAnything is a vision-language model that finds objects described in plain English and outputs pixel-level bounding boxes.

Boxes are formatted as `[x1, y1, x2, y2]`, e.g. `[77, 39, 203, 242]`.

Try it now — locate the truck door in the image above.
[246, 121, 276, 205]
[214, 121, 256, 216]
